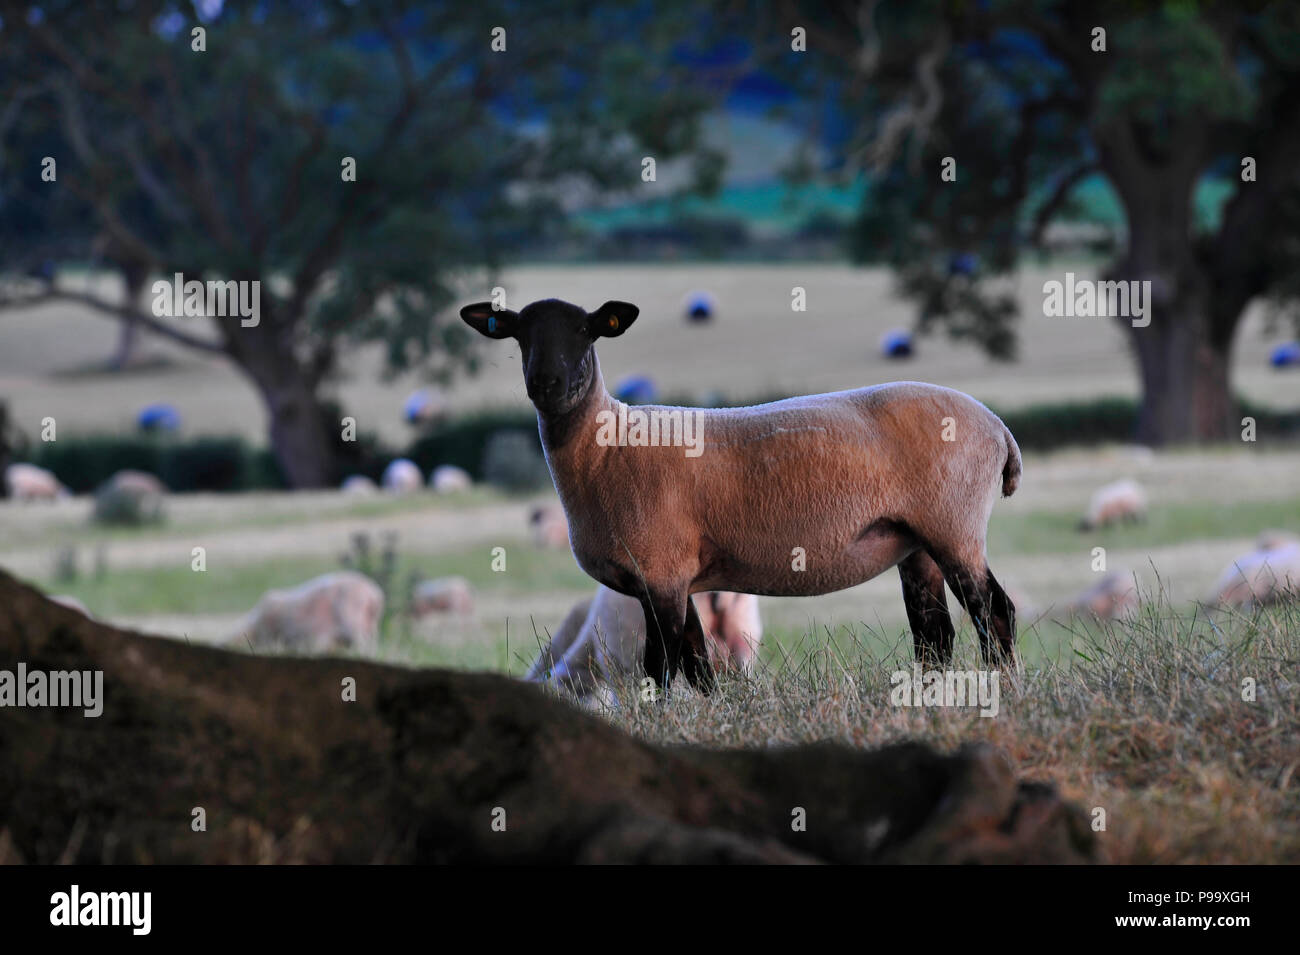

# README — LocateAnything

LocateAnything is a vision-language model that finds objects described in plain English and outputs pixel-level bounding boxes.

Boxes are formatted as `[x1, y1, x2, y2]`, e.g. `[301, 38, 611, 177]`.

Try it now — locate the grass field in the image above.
[2, 263, 1298, 861]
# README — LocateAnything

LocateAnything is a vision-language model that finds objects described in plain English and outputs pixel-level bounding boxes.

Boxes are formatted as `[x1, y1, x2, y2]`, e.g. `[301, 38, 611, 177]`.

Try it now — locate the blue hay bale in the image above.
[137, 404, 181, 432]
[404, 389, 432, 423]
[1270, 342, 1300, 368]
[683, 291, 715, 323]
[948, 253, 978, 277]
[614, 375, 657, 404]
[880, 330, 914, 359]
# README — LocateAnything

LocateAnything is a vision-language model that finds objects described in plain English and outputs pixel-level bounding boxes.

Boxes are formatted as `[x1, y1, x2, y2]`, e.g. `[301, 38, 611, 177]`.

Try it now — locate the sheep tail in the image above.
[1000, 424, 1022, 498]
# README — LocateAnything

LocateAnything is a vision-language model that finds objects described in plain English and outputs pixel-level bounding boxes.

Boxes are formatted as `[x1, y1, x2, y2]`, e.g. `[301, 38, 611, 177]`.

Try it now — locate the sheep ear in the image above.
[589, 301, 639, 338]
[460, 303, 519, 339]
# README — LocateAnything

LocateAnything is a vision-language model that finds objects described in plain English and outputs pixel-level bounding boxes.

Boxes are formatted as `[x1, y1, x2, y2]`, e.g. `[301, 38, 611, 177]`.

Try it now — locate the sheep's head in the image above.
[460, 298, 638, 415]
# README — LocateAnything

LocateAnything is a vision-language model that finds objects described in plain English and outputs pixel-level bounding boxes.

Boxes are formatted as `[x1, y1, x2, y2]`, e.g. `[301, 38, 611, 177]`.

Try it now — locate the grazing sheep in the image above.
[1209, 543, 1300, 611]
[428, 464, 472, 494]
[527, 586, 762, 698]
[93, 469, 166, 525]
[462, 298, 1022, 689]
[4, 463, 68, 502]
[411, 576, 475, 616]
[381, 458, 422, 494]
[340, 474, 378, 495]
[529, 503, 571, 550]
[1058, 571, 1140, 621]
[238, 571, 384, 654]
[1079, 479, 1147, 531]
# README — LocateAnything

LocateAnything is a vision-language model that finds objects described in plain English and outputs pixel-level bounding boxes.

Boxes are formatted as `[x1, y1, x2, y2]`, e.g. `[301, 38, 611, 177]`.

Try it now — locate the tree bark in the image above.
[221, 314, 340, 489]
[1127, 301, 1235, 445]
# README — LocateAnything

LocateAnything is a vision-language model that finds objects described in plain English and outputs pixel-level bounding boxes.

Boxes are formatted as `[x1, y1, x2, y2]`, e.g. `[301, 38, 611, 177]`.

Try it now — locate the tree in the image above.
[0, 1, 717, 485]
[763, 0, 1300, 444]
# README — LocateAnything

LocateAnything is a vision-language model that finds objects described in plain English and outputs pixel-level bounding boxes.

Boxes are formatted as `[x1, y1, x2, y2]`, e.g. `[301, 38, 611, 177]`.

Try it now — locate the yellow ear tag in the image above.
[608, 316, 619, 330]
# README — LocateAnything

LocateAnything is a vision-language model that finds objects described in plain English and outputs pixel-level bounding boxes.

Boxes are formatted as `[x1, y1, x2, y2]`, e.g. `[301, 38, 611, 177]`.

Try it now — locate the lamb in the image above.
[529, 503, 571, 550]
[462, 298, 1022, 690]
[236, 571, 384, 654]
[4, 463, 69, 501]
[411, 576, 475, 616]
[526, 586, 762, 697]
[1208, 543, 1300, 611]
[381, 458, 422, 494]
[1078, 479, 1147, 531]
[428, 464, 472, 494]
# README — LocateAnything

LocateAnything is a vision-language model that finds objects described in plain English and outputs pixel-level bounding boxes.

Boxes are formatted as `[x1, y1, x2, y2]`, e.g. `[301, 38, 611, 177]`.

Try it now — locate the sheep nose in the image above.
[532, 375, 563, 400]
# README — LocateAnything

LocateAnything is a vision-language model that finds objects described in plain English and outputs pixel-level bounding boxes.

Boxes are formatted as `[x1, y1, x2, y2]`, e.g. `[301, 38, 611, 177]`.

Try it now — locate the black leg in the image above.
[898, 549, 956, 666]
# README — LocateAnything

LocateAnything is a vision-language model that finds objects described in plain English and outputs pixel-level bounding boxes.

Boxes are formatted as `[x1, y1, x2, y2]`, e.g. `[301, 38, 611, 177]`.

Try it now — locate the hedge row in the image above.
[19, 396, 1300, 493]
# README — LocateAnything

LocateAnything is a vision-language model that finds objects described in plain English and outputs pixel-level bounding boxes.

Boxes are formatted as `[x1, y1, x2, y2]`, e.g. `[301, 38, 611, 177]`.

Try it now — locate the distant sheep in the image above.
[411, 576, 475, 616]
[1058, 571, 1140, 621]
[1079, 479, 1147, 531]
[1208, 543, 1300, 611]
[340, 475, 378, 495]
[381, 458, 423, 494]
[4, 463, 68, 502]
[239, 571, 384, 654]
[526, 586, 763, 698]
[428, 465, 472, 494]
[93, 469, 166, 525]
[529, 503, 570, 550]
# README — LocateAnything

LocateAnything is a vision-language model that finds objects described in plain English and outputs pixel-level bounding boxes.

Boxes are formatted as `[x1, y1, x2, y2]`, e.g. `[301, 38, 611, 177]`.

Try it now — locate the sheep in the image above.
[93, 469, 167, 525]
[1256, 529, 1298, 552]
[237, 571, 384, 654]
[381, 458, 423, 494]
[1078, 479, 1147, 531]
[341, 474, 378, 495]
[529, 503, 571, 550]
[526, 586, 762, 698]
[4, 463, 69, 502]
[1057, 571, 1140, 621]
[411, 576, 475, 616]
[428, 464, 472, 494]
[1208, 543, 1300, 611]
[461, 297, 1022, 690]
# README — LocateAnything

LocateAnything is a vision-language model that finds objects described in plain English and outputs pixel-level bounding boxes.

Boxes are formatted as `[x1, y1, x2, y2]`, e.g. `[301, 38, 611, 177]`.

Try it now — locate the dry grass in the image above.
[570, 595, 1300, 864]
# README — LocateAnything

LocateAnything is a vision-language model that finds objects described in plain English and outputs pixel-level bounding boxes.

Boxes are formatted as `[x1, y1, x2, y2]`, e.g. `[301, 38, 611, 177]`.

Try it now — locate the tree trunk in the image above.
[1127, 298, 1235, 445]
[223, 319, 340, 489]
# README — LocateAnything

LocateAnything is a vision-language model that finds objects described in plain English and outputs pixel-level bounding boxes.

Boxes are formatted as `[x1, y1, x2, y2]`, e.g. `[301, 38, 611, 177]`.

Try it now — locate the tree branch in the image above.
[0, 287, 226, 355]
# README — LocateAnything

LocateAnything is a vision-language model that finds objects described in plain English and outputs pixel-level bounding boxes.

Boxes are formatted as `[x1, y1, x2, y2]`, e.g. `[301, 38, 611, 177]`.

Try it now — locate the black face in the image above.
[460, 298, 639, 415]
